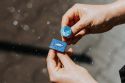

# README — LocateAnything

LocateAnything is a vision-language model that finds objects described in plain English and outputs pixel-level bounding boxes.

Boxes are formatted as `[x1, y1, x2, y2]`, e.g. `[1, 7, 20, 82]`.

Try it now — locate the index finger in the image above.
[61, 6, 76, 27]
[57, 49, 75, 69]
[47, 49, 57, 73]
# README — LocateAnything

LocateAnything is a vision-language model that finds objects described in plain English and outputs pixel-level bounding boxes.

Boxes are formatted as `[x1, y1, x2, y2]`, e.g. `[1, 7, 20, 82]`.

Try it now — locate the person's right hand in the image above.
[61, 3, 118, 44]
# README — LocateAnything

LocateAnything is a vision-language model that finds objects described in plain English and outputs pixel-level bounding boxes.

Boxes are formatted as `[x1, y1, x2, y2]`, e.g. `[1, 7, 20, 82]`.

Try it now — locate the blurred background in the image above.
[0, 0, 125, 83]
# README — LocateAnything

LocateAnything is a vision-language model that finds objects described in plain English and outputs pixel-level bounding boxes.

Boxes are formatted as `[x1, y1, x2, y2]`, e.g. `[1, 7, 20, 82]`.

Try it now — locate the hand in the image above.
[46, 49, 98, 83]
[61, 3, 116, 44]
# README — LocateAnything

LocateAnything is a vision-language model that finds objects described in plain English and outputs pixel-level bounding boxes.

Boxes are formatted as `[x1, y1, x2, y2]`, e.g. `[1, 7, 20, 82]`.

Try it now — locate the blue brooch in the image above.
[60, 26, 72, 38]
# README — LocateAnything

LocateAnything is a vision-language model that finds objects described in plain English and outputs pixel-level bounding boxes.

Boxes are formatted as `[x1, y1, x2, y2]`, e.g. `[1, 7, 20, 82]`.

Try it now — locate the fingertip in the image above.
[61, 36, 68, 42]
[57, 52, 64, 56]
[71, 29, 86, 44]
[61, 6, 76, 27]
[56, 52, 66, 61]
[61, 36, 72, 45]
[67, 48, 73, 56]
[47, 49, 56, 62]
[48, 49, 56, 55]
[61, 36, 65, 41]
[68, 48, 73, 53]
[71, 18, 86, 35]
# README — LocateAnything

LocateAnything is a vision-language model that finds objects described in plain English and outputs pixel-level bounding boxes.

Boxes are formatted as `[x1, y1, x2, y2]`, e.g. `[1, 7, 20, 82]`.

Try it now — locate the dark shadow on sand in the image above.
[0, 41, 93, 64]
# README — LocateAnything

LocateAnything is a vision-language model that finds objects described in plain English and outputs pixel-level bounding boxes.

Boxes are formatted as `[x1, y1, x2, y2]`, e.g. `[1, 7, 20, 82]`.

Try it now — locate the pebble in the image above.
[13, 20, 18, 26]
[8, 7, 15, 13]
[22, 25, 30, 31]
[27, 2, 33, 8]
[88, 48, 92, 51]
[46, 21, 50, 25]
[37, 36, 41, 40]
[15, 54, 19, 57]
[42, 68, 47, 74]
[17, 10, 21, 13]
[3, 81, 7, 83]
[31, 29, 35, 33]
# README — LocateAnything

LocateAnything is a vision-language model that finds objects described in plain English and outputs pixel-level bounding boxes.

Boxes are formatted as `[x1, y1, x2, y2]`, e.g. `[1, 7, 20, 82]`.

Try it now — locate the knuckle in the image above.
[46, 56, 49, 62]
[78, 23, 84, 28]
[83, 67, 88, 71]
[50, 74, 57, 82]
[62, 15, 66, 20]
[46, 58, 48, 63]
[82, 67, 89, 73]
[73, 23, 84, 34]
[46, 57, 48, 61]
[62, 14, 68, 21]
[74, 3, 80, 7]
[50, 77, 56, 82]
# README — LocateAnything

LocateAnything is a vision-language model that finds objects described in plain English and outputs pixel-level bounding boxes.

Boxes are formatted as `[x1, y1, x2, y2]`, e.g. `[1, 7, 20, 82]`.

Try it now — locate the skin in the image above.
[47, 0, 125, 83]
[61, 0, 125, 44]
[47, 49, 98, 83]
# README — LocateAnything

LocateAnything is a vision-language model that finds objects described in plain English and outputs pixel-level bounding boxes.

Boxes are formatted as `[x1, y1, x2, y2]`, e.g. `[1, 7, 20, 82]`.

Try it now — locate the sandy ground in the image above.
[0, 0, 125, 83]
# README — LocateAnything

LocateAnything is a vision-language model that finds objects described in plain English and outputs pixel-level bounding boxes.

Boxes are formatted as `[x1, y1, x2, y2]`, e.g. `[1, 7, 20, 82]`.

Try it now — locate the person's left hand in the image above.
[46, 49, 98, 83]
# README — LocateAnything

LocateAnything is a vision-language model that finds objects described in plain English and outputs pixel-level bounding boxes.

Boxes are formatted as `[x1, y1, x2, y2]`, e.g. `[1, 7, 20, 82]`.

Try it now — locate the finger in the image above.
[71, 17, 90, 35]
[61, 36, 66, 42]
[72, 29, 86, 44]
[57, 60, 62, 68]
[66, 48, 73, 56]
[61, 37, 71, 45]
[62, 18, 88, 43]
[75, 29, 86, 37]
[61, 6, 77, 27]
[64, 29, 86, 44]
[61, 36, 71, 43]
[47, 49, 57, 74]
[57, 51, 75, 68]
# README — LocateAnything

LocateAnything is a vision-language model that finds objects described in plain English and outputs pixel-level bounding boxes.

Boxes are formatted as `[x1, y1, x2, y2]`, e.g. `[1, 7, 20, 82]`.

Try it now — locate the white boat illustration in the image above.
[55, 43, 63, 47]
